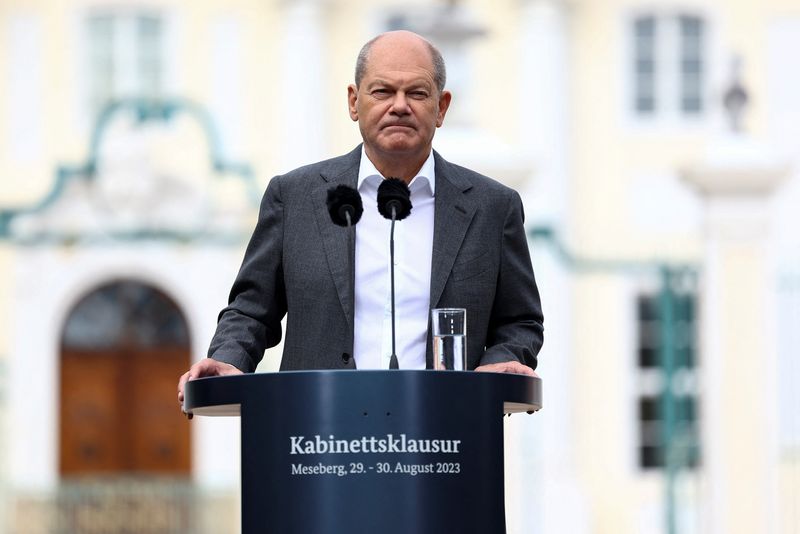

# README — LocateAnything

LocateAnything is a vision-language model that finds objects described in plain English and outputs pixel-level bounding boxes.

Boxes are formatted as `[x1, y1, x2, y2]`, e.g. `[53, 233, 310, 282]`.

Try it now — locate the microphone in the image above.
[376, 178, 413, 370]
[327, 185, 364, 227]
[377, 178, 412, 221]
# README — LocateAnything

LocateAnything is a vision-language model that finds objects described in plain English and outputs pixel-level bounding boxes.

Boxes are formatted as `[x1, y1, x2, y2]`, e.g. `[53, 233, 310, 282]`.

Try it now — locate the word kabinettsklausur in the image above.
[289, 434, 462, 455]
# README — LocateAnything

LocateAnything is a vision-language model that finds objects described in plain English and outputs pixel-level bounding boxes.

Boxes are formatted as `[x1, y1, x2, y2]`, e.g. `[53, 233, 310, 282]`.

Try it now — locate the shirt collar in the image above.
[357, 146, 435, 197]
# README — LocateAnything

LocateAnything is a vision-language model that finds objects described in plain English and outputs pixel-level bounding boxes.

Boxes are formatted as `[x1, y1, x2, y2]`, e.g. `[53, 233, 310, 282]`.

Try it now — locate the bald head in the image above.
[355, 31, 447, 93]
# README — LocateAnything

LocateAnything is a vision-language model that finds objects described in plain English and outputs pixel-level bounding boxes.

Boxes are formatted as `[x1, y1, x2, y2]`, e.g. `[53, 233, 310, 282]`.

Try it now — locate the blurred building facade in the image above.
[0, 0, 798, 533]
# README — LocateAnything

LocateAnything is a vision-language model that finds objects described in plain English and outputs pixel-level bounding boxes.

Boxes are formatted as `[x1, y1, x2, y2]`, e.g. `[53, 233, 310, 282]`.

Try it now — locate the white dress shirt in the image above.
[353, 148, 436, 369]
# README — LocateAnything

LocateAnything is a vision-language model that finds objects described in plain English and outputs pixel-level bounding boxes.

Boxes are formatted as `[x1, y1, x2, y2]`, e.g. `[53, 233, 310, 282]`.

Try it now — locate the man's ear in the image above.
[347, 84, 359, 122]
[436, 90, 452, 127]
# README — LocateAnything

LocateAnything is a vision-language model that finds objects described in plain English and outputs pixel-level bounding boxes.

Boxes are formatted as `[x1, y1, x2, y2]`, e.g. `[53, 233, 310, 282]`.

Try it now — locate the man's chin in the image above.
[375, 136, 423, 154]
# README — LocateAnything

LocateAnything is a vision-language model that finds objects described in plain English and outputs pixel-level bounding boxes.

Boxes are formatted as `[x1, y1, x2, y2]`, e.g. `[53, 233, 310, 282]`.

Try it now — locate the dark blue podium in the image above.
[184, 370, 542, 534]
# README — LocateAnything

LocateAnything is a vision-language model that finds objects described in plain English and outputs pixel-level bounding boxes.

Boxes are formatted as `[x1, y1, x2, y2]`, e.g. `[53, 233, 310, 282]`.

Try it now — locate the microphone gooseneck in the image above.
[377, 178, 413, 370]
[388, 209, 399, 369]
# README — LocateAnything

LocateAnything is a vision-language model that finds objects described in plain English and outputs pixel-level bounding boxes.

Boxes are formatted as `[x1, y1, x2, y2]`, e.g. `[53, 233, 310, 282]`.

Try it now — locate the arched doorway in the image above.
[59, 280, 191, 476]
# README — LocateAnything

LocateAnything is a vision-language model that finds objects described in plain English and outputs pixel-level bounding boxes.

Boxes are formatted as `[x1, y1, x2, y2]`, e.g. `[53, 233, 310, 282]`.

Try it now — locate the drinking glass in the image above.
[431, 308, 466, 370]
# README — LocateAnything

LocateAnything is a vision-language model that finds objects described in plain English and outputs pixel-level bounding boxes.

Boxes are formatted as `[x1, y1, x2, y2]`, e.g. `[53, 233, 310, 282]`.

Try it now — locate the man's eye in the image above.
[409, 91, 429, 99]
[372, 89, 390, 97]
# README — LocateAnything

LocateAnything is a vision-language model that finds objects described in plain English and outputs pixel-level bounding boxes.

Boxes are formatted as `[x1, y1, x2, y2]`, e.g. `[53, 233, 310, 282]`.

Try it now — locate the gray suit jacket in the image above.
[208, 146, 543, 371]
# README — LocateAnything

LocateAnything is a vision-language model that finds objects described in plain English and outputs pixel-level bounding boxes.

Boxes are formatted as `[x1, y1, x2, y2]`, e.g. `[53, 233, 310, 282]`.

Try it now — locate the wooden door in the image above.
[59, 281, 191, 476]
[60, 350, 124, 474]
[60, 347, 191, 475]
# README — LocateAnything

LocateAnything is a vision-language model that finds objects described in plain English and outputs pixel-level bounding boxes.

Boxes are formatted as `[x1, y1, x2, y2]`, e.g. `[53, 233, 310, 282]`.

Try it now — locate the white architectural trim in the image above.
[211, 16, 244, 161]
[5, 14, 44, 164]
[517, 0, 571, 225]
[688, 155, 787, 534]
[278, 0, 328, 172]
[8, 245, 241, 491]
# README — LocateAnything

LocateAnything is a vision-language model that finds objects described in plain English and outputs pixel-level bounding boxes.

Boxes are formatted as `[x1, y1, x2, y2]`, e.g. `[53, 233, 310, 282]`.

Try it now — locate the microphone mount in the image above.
[377, 178, 413, 370]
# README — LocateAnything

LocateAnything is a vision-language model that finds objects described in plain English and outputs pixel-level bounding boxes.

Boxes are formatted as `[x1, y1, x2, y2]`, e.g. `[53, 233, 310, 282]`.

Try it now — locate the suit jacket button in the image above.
[341, 352, 351, 364]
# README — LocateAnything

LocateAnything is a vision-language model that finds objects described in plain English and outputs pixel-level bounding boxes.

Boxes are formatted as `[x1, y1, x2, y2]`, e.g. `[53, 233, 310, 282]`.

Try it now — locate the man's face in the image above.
[348, 34, 451, 164]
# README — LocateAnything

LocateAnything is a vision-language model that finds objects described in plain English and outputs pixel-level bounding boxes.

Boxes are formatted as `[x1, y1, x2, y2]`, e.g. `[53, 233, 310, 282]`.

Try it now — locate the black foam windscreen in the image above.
[326, 185, 364, 226]
[377, 178, 412, 221]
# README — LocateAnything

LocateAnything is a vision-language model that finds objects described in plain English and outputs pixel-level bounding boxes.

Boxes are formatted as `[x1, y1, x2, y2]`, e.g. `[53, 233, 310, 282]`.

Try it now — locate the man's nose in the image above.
[390, 92, 411, 114]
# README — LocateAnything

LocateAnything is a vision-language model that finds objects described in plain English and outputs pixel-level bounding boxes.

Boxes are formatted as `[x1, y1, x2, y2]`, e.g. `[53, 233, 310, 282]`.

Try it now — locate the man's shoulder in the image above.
[434, 152, 519, 198]
[275, 146, 361, 186]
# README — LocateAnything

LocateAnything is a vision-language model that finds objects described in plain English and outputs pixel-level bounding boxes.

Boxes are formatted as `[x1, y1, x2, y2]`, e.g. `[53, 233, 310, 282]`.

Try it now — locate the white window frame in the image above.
[70, 6, 179, 135]
[619, 7, 720, 133]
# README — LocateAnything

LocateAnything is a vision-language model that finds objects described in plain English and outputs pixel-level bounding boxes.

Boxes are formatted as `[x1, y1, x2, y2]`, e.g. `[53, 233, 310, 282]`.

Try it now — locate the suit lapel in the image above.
[311, 147, 361, 334]
[429, 154, 477, 309]
[426, 154, 477, 369]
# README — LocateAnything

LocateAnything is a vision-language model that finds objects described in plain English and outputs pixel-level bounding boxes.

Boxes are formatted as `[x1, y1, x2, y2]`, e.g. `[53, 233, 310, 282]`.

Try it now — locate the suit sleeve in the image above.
[479, 190, 544, 370]
[207, 176, 288, 372]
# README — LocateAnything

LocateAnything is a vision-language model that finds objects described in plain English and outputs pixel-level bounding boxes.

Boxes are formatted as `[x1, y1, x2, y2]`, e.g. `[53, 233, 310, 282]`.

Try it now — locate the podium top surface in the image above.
[184, 369, 542, 417]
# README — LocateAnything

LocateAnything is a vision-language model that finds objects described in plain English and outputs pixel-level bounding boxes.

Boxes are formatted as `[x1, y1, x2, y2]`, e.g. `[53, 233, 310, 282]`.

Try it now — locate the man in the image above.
[178, 30, 543, 405]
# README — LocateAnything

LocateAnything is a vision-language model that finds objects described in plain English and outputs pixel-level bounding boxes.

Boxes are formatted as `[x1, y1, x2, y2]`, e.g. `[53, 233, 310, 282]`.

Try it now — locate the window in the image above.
[631, 14, 706, 118]
[87, 13, 165, 119]
[636, 287, 700, 469]
[679, 16, 704, 113]
[62, 280, 189, 349]
[633, 16, 657, 113]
